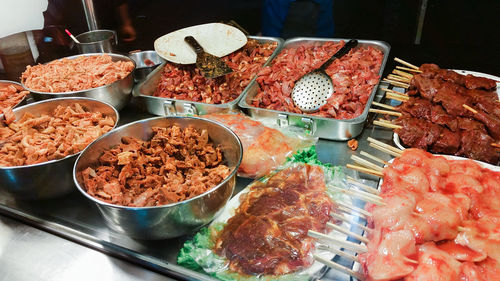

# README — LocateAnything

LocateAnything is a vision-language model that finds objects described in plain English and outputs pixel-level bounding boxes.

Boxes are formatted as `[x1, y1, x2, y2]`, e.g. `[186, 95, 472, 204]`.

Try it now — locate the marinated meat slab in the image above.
[154, 39, 277, 104]
[0, 103, 115, 167]
[21, 55, 134, 93]
[360, 149, 500, 281]
[214, 164, 335, 276]
[80, 125, 230, 207]
[252, 40, 384, 119]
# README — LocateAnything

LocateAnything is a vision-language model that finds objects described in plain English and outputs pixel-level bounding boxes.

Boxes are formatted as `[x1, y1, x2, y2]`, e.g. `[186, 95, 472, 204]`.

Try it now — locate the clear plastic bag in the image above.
[178, 147, 353, 281]
[202, 113, 318, 178]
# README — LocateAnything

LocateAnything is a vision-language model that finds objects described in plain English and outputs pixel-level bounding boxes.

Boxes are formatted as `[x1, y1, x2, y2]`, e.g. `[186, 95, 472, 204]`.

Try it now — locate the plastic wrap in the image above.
[178, 147, 353, 281]
[203, 113, 318, 178]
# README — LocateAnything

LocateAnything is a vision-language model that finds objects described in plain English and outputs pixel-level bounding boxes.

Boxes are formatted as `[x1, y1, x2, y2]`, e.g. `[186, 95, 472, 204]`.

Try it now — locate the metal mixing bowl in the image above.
[127, 50, 164, 82]
[73, 116, 242, 240]
[21, 53, 135, 111]
[0, 97, 119, 200]
[0, 80, 29, 112]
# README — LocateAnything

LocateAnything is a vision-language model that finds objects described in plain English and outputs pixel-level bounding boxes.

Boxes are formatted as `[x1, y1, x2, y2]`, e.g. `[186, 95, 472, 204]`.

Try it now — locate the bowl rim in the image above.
[74, 29, 116, 45]
[0, 97, 119, 170]
[20, 53, 136, 95]
[73, 115, 243, 210]
[0, 79, 29, 111]
[127, 50, 163, 69]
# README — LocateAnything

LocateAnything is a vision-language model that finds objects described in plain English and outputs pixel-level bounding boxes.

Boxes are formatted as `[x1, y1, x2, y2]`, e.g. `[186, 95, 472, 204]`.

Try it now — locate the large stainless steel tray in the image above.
[238, 37, 390, 140]
[132, 36, 283, 116]
[0, 98, 393, 281]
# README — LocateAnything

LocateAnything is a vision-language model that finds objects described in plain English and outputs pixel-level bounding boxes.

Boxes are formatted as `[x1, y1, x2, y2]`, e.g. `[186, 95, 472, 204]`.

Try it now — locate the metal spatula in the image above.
[184, 36, 233, 79]
[291, 39, 358, 112]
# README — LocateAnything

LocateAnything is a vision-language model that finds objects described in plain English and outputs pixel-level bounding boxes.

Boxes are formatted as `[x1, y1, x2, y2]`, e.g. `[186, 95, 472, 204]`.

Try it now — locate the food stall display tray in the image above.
[238, 37, 390, 140]
[133, 36, 283, 117]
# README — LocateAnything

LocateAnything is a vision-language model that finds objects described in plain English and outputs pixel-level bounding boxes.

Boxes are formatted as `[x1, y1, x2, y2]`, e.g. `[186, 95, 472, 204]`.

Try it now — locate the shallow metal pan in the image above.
[238, 37, 390, 140]
[132, 36, 283, 116]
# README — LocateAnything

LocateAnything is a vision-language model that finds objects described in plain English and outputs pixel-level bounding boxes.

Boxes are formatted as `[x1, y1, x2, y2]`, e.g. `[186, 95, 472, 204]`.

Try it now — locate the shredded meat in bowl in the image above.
[80, 125, 231, 207]
[21, 55, 134, 93]
[0, 103, 115, 167]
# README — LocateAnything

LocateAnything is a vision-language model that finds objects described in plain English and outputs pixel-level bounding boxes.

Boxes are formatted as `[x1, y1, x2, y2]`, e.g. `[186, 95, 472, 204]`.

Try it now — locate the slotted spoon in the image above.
[291, 39, 358, 112]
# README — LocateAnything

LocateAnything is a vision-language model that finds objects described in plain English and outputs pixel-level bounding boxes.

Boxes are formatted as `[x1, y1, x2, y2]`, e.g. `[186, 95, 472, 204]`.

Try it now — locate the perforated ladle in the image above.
[291, 39, 358, 112]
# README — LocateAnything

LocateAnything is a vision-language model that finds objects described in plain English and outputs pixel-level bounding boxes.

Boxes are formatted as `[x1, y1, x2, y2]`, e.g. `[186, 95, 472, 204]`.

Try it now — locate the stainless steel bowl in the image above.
[73, 116, 243, 240]
[127, 50, 164, 83]
[21, 53, 135, 111]
[0, 80, 29, 112]
[0, 97, 119, 200]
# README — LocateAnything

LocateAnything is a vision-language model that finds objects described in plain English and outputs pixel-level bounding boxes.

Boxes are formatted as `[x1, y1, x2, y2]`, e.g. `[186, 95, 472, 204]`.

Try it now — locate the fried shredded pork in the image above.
[0, 84, 29, 117]
[80, 125, 230, 207]
[0, 103, 115, 167]
[21, 55, 134, 93]
[153, 39, 277, 104]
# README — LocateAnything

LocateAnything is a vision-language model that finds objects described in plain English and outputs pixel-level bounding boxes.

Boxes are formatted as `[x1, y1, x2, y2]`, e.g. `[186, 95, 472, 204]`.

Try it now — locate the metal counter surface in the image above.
[0, 93, 394, 281]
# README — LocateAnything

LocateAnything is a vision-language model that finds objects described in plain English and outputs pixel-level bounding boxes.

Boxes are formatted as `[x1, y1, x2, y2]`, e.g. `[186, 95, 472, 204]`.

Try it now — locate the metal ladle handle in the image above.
[184, 36, 204, 55]
[319, 39, 358, 70]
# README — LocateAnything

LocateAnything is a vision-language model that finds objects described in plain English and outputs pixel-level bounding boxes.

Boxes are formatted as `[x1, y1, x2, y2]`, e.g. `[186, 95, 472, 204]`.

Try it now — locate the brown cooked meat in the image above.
[0, 103, 115, 167]
[80, 125, 231, 207]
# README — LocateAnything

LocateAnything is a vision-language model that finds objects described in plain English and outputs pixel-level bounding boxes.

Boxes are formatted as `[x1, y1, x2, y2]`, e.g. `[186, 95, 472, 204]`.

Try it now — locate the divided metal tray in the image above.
[238, 37, 390, 140]
[132, 36, 283, 116]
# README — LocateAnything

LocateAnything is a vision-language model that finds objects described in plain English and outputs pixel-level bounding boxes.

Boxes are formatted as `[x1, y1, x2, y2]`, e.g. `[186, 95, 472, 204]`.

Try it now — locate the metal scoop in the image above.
[291, 39, 358, 112]
[184, 35, 233, 79]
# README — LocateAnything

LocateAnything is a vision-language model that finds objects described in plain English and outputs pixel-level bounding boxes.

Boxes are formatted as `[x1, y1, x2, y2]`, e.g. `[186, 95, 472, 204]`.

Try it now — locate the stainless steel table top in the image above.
[0, 92, 394, 281]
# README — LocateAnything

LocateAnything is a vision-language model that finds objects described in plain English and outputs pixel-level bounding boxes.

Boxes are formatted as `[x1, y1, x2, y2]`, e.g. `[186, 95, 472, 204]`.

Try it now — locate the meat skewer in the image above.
[341, 146, 500, 280]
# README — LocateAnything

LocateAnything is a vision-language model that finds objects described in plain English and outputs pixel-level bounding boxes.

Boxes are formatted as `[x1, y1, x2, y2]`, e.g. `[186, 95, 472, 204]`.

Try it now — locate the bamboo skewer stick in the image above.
[373, 120, 402, 130]
[327, 222, 369, 243]
[369, 143, 402, 157]
[331, 213, 373, 233]
[367, 137, 403, 154]
[351, 155, 385, 172]
[377, 118, 393, 124]
[331, 185, 384, 202]
[491, 143, 500, 148]
[359, 151, 389, 166]
[388, 74, 411, 83]
[329, 185, 385, 206]
[386, 91, 410, 100]
[346, 164, 384, 177]
[313, 254, 365, 280]
[396, 66, 422, 73]
[393, 69, 414, 79]
[318, 244, 360, 262]
[463, 104, 478, 114]
[308, 230, 368, 253]
[372, 101, 397, 111]
[394, 57, 419, 70]
[338, 205, 368, 220]
[346, 176, 381, 194]
[382, 78, 410, 88]
[337, 201, 372, 218]
[369, 108, 402, 117]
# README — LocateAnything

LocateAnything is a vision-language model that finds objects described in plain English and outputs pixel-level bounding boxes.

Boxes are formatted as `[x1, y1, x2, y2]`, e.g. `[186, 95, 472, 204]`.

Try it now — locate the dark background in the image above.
[33, 0, 500, 77]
